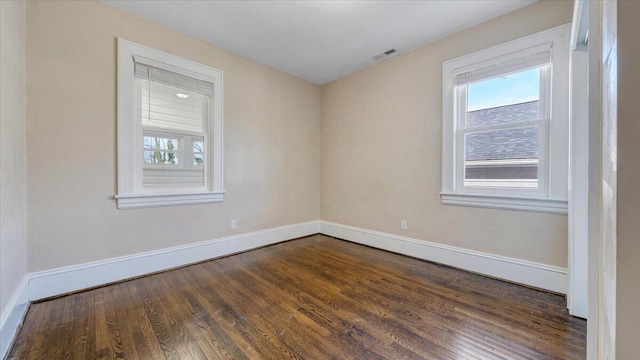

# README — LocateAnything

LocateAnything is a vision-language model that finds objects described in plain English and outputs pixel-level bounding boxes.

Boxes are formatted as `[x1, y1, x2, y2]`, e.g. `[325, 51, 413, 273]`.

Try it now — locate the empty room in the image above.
[1, 0, 639, 359]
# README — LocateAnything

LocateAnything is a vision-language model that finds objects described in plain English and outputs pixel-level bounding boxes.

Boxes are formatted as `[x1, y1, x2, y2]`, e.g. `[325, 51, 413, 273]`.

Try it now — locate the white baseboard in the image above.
[28, 221, 319, 301]
[319, 221, 567, 294]
[0, 276, 30, 359]
[22, 219, 567, 300]
[1, 219, 567, 358]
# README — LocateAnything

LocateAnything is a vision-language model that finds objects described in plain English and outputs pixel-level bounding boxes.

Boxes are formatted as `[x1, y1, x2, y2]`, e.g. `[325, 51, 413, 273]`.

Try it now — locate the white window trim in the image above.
[441, 24, 571, 214]
[116, 39, 224, 209]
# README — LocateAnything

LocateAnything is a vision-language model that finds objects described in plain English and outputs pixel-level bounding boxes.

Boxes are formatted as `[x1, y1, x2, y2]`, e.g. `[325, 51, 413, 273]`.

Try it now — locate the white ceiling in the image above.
[103, 0, 536, 85]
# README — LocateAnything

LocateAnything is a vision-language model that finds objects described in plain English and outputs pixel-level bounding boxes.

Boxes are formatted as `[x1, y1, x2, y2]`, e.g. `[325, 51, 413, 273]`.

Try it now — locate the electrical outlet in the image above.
[230, 220, 237, 230]
[400, 220, 407, 230]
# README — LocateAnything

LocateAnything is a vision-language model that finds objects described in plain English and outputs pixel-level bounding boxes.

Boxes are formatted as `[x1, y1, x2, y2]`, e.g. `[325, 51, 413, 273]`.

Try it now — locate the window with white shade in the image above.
[116, 39, 224, 209]
[441, 25, 570, 214]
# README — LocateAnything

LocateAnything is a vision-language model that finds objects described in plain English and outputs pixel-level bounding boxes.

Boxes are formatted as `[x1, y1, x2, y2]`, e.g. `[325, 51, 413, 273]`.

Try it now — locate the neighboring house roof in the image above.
[465, 100, 539, 162]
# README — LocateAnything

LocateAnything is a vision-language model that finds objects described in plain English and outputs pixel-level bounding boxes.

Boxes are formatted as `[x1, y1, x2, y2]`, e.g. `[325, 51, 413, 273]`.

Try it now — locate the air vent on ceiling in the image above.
[372, 48, 398, 62]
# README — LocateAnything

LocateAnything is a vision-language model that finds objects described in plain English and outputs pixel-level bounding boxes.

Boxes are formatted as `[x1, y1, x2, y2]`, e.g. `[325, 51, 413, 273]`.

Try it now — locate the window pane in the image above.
[143, 150, 180, 165]
[140, 79, 206, 133]
[143, 136, 179, 150]
[464, 126, 539, 189]
[193, 140, 204, 154]
[193, 138, 204, 166]
[143, 134, 180, 165]
[194, 154, 204, 166]
[466, 68, 540, 128]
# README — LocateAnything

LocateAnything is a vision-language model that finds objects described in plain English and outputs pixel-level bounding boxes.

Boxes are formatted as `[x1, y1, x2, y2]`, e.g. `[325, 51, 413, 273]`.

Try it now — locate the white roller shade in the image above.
[455, 43, 552, 86]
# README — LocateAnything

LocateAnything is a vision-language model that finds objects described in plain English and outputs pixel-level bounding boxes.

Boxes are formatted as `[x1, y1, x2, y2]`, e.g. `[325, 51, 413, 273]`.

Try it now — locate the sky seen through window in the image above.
[467, 68, 540, 112]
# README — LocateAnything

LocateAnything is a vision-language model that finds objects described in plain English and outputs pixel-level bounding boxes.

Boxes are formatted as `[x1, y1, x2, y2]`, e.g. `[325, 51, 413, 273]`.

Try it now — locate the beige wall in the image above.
[26, 1, 321, 271]
[616, 0, 640, 357]
[23, 1, 576, 272]
[0, 0, 28, 313]
[320, 0, 573, 267]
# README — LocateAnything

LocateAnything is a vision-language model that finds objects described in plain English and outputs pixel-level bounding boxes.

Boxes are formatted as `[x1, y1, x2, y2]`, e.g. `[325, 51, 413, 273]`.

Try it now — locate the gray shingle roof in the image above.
[465, 100, 539, 161]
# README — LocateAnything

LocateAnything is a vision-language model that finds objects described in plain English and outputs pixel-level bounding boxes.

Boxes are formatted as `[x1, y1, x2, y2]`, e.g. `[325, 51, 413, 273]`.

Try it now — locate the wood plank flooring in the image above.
[8, 235, 586, 359]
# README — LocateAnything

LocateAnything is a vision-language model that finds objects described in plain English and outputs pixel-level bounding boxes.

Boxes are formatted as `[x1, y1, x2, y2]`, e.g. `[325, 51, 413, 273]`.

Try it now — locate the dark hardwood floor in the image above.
[8, 235, 586, 359]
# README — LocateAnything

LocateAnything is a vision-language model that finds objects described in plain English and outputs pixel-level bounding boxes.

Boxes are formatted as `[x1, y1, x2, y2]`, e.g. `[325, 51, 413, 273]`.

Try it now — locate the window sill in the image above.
[440, 192, 567, 214]
[116, 191, 225, 209]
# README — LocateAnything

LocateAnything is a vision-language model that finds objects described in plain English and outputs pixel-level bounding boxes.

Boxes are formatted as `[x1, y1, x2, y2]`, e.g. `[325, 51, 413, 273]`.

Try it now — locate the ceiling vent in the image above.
[372, 48, 399, 62]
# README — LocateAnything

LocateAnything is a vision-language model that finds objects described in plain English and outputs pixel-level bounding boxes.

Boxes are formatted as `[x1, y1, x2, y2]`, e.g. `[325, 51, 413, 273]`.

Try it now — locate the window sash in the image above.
[454, 65, 550, 196]
[140, 132, 208, 191]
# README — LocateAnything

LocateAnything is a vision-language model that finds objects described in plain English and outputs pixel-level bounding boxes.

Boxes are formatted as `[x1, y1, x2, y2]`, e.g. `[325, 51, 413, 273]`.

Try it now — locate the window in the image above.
[461, 66, 546, 192]
[116, 39, 224, 209]
[441, 25, 570, 214]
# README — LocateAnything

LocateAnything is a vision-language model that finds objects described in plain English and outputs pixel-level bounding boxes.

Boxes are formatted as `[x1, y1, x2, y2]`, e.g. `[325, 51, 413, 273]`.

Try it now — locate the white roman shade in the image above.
[455, 43, 552, 86]
[134, 62, 214, 97]
[135, 59, 214, 133]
